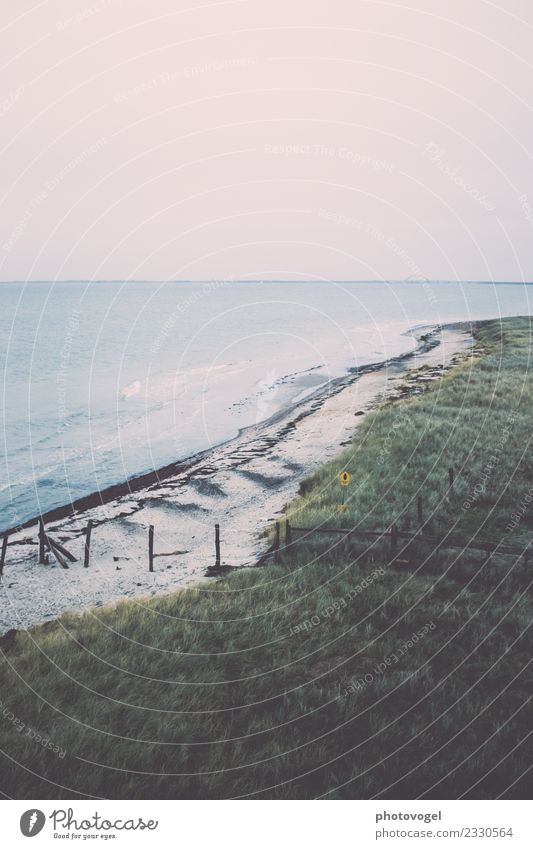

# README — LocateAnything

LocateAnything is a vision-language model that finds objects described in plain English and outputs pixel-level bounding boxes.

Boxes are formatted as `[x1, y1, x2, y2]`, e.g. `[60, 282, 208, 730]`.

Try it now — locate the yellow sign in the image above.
[339, 471, 351, 487]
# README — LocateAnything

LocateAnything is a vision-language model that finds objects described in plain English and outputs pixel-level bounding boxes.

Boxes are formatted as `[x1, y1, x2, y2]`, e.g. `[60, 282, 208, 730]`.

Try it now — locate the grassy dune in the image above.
[0, 317, 531, 799]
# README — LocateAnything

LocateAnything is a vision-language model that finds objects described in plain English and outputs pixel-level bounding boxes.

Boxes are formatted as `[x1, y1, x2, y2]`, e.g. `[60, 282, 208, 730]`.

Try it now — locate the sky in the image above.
[1, 0, 533, 282]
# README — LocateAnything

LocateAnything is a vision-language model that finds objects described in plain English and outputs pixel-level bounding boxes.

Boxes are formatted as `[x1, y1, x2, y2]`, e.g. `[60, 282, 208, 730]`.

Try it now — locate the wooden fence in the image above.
[0, 511, 531, 579]
[1, 517, 94, 575]
[0, 519, 228, 575]
[273, 519, 533, 567]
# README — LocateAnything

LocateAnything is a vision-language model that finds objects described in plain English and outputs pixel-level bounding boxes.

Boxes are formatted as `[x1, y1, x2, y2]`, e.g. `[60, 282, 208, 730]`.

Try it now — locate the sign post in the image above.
[338, 471, 351, 510]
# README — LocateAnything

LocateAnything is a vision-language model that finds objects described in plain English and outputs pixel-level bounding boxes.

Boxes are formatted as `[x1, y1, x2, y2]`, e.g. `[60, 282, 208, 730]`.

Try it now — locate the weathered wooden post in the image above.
[448, 467, 454, 489]
[285, 519, 292, 551]
[39, 518, 46, 564]
[417, 495, 423, 526]
[0, 534, 7, 576]
[148, 525, 154, 572]
[47, 538, 69, 569]
[215, 524, 221, 569]
[274, 522, 281, 564]
[84, 519, 92, 568]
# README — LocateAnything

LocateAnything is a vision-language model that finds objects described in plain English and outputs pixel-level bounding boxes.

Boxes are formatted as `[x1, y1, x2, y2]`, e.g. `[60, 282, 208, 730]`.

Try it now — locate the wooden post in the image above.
[285, 519, 292, 550]
[390, 523, 398, 555]
[448, 467, 454, 488]
[84, 520, 92, 568]
[39, 518, 46, 564]
[417, 495, 423, 526]
[46, 537, 77, 562]
[215, 524, 220, 568]
[274, 522, 281, 564]
[148, 525, 154, 572]
[0, 534, 7, 576]
[46, 538, 69, 570]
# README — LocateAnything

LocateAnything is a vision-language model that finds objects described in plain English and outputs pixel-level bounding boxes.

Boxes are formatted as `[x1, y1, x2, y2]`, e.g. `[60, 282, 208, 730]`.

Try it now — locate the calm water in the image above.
[0, 280, 531, 530]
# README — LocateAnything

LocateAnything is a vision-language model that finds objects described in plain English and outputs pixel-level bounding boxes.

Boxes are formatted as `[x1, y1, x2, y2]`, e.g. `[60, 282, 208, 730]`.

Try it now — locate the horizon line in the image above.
[1, 278, 533, 285]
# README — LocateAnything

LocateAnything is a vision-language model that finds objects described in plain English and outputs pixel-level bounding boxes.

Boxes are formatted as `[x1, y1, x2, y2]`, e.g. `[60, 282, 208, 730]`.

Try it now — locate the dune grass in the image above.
[0, 317, 531, 799]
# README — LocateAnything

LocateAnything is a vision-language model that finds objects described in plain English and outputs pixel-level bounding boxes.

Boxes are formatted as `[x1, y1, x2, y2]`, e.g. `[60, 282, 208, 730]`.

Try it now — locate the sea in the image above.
[0, 280, 531, 531]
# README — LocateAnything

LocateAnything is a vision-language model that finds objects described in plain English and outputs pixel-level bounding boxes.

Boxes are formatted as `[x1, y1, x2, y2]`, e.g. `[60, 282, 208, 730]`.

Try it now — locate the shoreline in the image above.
[0, 321, 474, 635]
[2, 321, 466, 538]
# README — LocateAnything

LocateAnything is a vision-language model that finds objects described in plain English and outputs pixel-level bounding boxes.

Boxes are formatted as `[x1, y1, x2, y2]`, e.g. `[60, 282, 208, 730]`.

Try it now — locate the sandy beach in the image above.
[0, 324, 473, 635]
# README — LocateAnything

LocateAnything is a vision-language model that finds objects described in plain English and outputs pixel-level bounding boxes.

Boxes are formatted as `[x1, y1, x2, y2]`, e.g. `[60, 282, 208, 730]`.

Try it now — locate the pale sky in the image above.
[1, 0, 533, 282]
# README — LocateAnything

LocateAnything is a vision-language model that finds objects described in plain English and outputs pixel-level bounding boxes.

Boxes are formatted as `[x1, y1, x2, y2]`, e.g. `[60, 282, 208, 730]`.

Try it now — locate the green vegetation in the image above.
[1, 317, 531, 799]
[290, 317, 533, 546]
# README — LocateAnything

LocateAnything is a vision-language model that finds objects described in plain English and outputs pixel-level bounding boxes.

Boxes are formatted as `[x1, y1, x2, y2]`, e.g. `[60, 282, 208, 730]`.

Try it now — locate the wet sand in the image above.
[0, 324, 474, 635]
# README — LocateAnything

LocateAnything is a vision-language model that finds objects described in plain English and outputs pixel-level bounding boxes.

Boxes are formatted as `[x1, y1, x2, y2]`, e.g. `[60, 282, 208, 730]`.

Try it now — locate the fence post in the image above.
[47, 538, 69, 570]
[274, 522, 281, 564]
[417, 495, 423, 526]
[215, 524, 221, 568]
[390, 523, 398, 555]
[39, 518, 46, 564]
[148, 525, 154, 572]
[0, 534, 7, 576]
[448, 467, 454, 489]
[285, 519, 292, 551]
[84, 519, 92, 568]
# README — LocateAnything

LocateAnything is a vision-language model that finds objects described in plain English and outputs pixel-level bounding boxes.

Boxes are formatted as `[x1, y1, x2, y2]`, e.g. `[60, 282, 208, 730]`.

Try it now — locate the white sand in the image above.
[0, 326, 472, 635]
